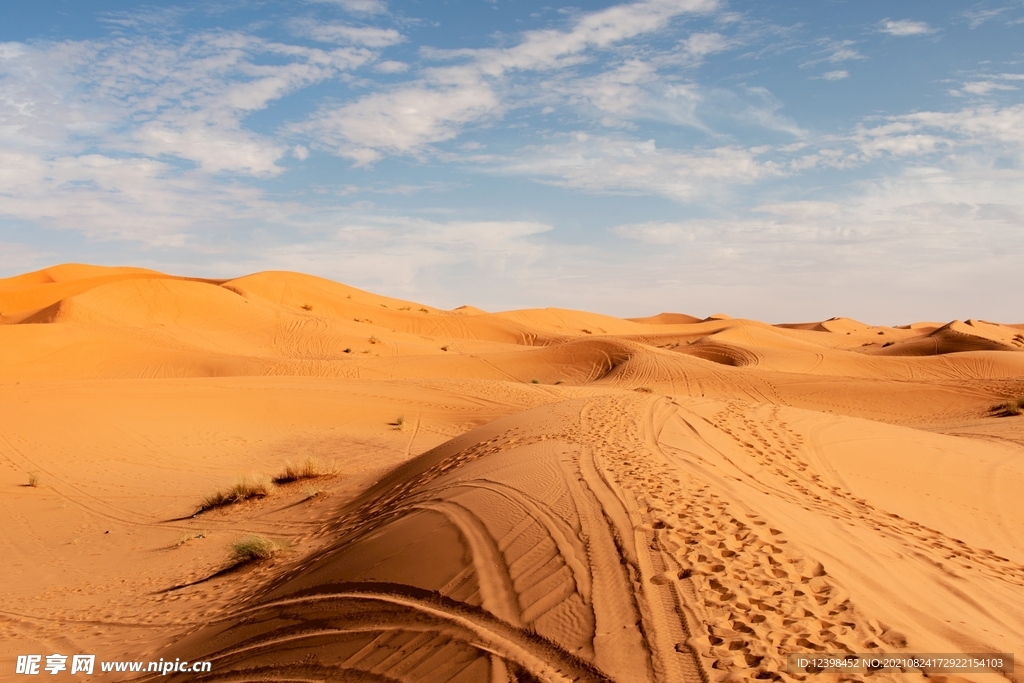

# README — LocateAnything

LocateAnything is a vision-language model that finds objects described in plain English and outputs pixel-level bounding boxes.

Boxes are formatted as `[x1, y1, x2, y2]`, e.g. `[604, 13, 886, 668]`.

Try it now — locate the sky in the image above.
[1, 0, 1023, 323]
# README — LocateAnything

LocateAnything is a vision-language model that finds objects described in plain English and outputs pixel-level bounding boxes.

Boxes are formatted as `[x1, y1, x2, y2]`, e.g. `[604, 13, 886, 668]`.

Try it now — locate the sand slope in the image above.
[1, 265, 1022, 683]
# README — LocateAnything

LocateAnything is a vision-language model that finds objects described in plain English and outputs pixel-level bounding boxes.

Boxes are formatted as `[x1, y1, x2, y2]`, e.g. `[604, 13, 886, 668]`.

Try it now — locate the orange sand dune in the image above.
[1, 264, 1022, 683]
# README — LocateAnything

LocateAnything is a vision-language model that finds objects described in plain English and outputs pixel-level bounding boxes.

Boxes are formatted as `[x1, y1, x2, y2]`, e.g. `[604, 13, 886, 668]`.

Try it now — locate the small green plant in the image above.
[27, 472, 39, 487]
[230, 535, 283, 564]
[301, 303, 313, 311]
[274, 456, 330, 484]
[199, 475, 274, 512]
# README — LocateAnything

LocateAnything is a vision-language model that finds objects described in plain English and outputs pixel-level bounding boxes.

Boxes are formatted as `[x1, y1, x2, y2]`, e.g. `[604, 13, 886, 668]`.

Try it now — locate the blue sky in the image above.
[2, 0, 1023, 322]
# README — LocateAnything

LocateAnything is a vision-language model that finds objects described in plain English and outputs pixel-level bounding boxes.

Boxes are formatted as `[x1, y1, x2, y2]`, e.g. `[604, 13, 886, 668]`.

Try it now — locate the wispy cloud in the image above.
[801, 39, 865, 67]
[289, 18, 404, 47]
[948, 73, 1023, 97]
[818, 70, 849, 80]
[308, 0, 389, 15]
[294, 0, 720, 163]
[878, 19, 936, 36]
[961, 7, 1011, 28]
[484, 133, 784, 201]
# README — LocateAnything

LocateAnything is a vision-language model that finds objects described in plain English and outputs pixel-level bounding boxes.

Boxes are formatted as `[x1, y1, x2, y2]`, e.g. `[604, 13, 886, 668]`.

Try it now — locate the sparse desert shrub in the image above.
[882, 341, 895, 347]
[392, 415, 405, 429]
[530, 378, 540, 384]
[369, 336, 381, 344]
[419, 307, 429, 313]
[301, 303, 313, 311]
[991, 398, 1023, 416]
[274, 456, 331, 484]
[175, 530, 206, 548]
[230, 535, 283, 564]
[27, 472, 39, 487]
[634, 387, 654, 393]
[399, 306, 410, 311]
[581, 329, 593, 334]
[440, 345, 449, 351]
[343, 348, 351, 354]
[199, 475, 274, 511]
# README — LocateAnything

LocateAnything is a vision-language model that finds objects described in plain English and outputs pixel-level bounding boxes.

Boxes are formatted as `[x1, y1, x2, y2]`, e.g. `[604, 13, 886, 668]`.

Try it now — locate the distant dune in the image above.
[1, 264, 1022, 683]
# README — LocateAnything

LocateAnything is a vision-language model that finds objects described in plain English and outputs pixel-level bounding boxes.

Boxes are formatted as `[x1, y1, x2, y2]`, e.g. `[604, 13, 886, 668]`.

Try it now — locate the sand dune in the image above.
[1, 265, 1022, 683]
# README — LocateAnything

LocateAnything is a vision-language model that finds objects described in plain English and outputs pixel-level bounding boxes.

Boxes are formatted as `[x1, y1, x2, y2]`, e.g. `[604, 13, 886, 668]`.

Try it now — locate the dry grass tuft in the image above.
[991, 398, 1024, 416]
[301, 303, 313, 311]
[368, 336, 381, 344]
[27, 472, 39, 487]
[199, 475, 274, 511]
[274, 456, 331, 484]
[230, 535, 284, 564]
[634, 386, 654, 393]
[991, 401, 1024, 417]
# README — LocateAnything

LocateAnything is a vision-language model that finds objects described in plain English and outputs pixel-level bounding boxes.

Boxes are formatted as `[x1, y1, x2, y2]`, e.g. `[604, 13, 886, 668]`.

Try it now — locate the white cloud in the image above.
[489, 134, 782, 201]
[296, 0, 720, 162]
[948, 73, 1023, 97]
[204, 217, 556, 302]
[0, 152, 275, 244]
[375, 59, 409, 73]
[681, 31, 731, 59]
[308, 0, 388, 14]
[802, 40, 865, 68]
[0, 30, 386, 244]
[289, 18, 404, 47]
[850, 104, 1024, 161]
[820, 70, 849, 80]
[879, 19, 936, 36]
[961, 7, 1010, 28]
[569, 59, 658, 120]
[0, 34, 373, 178]
[298, 77, 502, 163]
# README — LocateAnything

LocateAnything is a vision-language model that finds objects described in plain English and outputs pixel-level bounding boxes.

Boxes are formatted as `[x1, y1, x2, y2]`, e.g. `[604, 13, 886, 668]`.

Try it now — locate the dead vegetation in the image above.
[273, 456, 332, 484]
[230, 535, 284, 564]
[198, 475, 274, 512]
[992, 398, 1023, 417]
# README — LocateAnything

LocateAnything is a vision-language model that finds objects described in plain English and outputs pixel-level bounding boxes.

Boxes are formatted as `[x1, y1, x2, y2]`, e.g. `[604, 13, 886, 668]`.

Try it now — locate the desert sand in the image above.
[1, 264, 1022, 683]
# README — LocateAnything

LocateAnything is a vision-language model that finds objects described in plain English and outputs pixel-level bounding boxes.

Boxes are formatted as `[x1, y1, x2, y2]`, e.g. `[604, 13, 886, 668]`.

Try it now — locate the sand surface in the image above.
[1, 264, 1022, 682]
